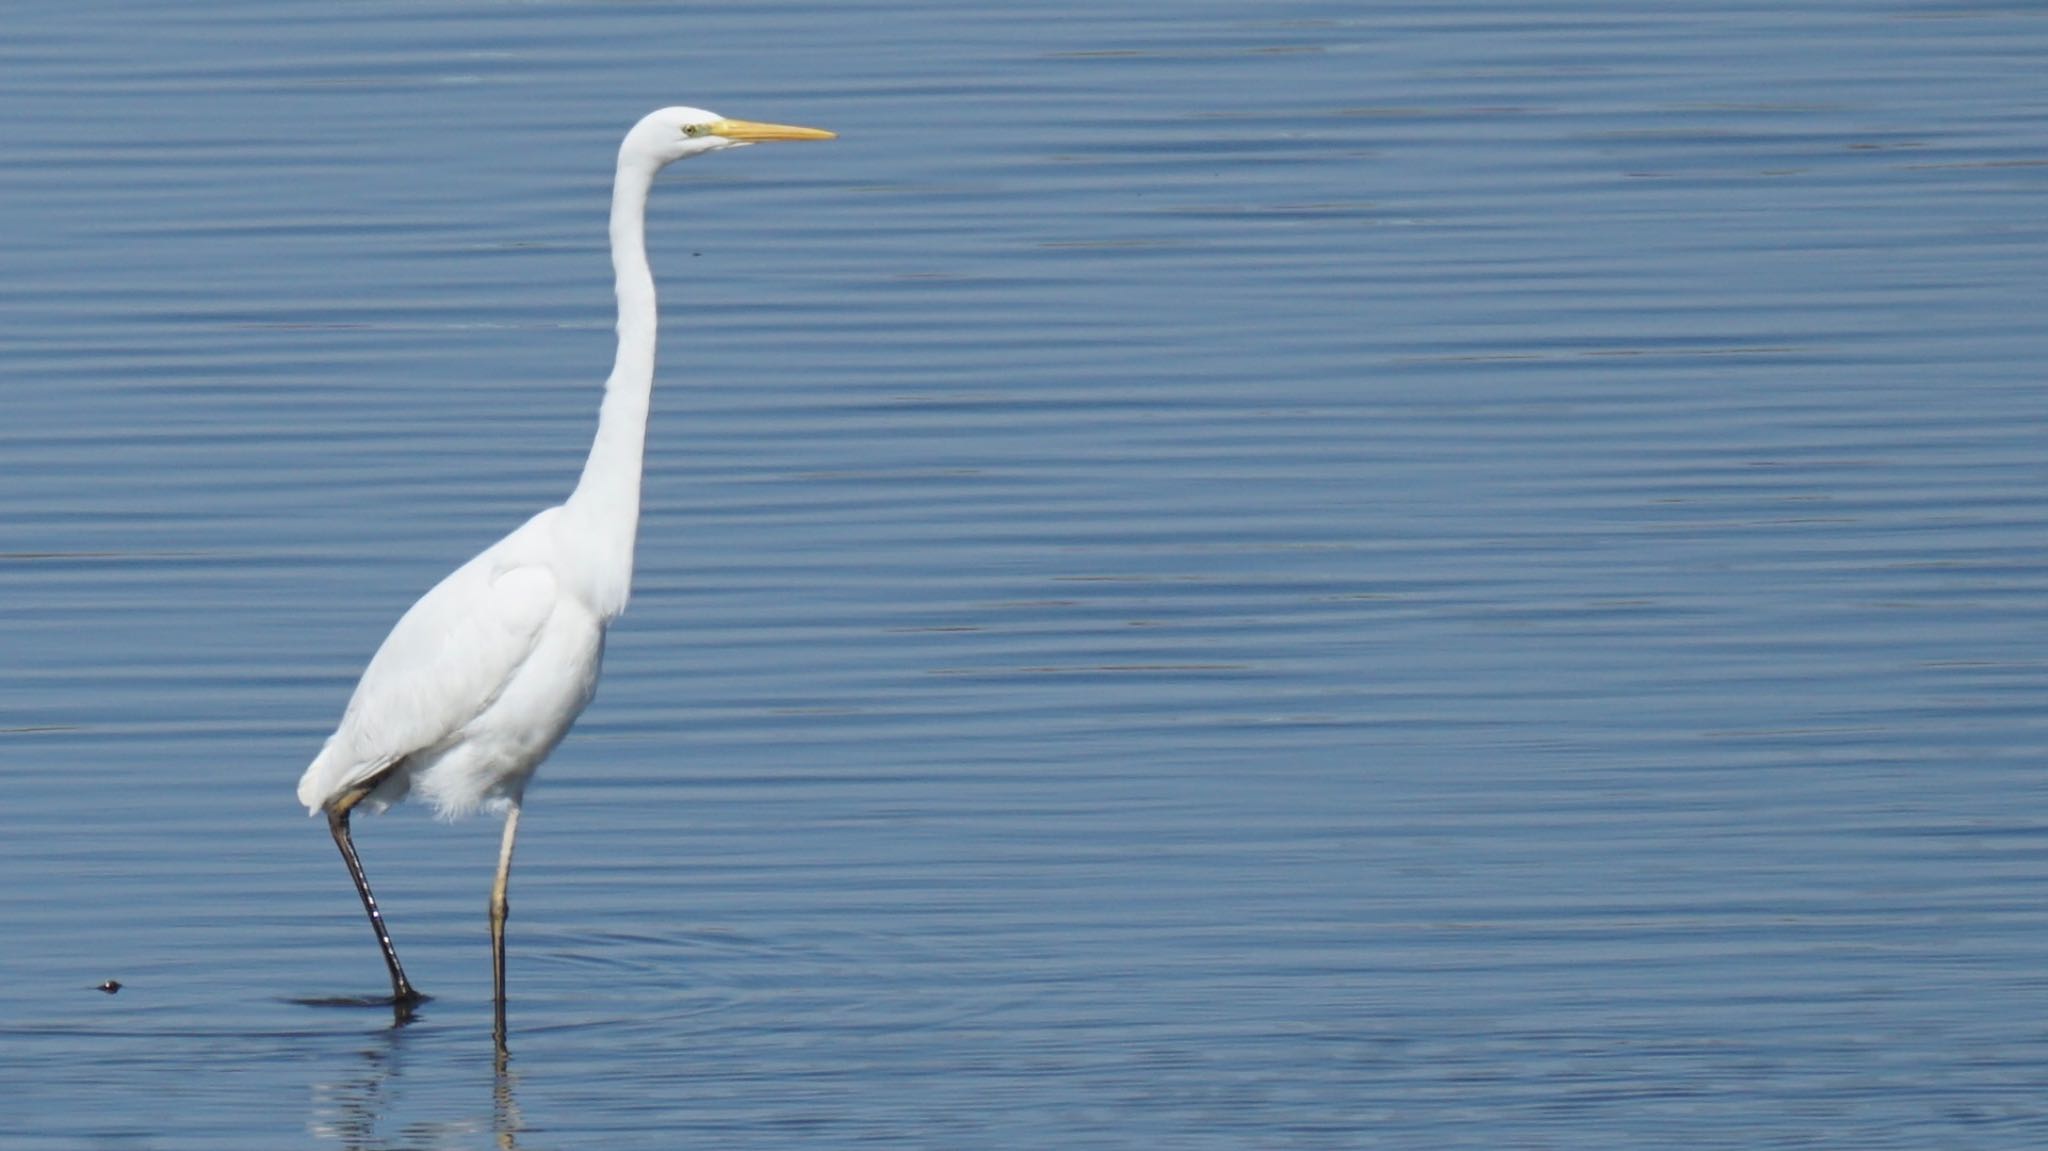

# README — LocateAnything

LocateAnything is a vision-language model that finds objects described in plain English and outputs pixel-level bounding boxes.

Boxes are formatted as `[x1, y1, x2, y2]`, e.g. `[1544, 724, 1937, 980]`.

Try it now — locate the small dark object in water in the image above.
[97, 980, 122, 994]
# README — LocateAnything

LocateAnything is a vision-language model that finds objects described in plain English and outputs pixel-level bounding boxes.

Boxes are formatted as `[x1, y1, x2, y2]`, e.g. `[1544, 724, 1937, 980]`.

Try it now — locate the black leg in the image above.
[326, 792, 427, 1014]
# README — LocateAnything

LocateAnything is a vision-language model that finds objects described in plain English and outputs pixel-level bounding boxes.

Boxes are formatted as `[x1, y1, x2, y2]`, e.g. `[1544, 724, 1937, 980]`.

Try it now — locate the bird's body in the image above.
[296, 107, 833, 1053]
[296, 503, 605, 820]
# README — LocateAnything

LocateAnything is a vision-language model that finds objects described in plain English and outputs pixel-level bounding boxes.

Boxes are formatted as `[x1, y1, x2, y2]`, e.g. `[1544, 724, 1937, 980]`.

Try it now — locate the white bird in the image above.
[297, 107, 834, 1051]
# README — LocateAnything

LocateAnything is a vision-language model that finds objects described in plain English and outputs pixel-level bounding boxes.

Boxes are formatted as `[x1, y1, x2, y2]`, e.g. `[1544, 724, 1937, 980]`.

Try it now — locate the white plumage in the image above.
[297, 506, 602, 819]
[295, 106, 834, 1053]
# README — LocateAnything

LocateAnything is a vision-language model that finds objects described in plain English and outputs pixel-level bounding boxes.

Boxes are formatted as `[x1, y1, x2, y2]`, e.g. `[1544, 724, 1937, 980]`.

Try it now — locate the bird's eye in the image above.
[681, 124, 706, 138]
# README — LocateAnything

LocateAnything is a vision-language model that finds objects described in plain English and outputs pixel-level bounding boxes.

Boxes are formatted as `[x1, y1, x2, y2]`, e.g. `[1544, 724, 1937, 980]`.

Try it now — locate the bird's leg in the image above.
[490, 804, 522, 1055]
[326, 789, 427, 1014]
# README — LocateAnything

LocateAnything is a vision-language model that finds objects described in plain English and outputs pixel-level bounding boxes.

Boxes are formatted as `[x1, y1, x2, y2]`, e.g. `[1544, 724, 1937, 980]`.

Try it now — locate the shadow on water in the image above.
[286, 992, 431, 1067]
[287, 993, 429, 1018]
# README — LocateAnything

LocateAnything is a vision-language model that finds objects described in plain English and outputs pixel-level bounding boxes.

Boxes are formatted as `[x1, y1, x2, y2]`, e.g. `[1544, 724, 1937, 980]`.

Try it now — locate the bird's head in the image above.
[623, 106, 836, 169]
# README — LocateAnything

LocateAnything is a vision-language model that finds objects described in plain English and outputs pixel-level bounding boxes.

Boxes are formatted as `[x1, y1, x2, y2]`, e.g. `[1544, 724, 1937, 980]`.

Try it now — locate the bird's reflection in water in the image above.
[302, 1021, 530, 1151]
[493, 1059, 525, 1151]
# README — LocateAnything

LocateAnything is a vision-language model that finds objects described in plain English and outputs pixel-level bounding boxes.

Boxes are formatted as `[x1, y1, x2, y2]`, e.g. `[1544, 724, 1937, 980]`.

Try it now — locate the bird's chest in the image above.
[460, 605, 607, 767]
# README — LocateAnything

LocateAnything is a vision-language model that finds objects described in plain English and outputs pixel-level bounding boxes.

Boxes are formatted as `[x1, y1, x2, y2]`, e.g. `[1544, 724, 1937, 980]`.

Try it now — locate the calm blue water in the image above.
[4, 2, 2047, 1147]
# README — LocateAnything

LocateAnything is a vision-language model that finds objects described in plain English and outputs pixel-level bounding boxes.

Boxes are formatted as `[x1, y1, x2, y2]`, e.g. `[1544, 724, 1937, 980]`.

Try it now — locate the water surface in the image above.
[3, 3, 2047, 1148]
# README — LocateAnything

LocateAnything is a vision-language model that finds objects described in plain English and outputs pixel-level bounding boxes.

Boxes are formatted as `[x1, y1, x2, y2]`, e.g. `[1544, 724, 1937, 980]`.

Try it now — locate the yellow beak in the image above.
[708, 118, 837, 143]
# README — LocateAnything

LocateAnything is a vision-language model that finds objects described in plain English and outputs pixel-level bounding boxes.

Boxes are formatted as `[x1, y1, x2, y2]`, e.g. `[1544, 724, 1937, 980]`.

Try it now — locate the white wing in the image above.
[298, 522, 562, 812]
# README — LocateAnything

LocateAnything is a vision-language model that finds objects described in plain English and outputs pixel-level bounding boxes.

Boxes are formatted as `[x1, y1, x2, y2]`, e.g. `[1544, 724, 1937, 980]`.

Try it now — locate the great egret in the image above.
[296, 107, 834, 1051]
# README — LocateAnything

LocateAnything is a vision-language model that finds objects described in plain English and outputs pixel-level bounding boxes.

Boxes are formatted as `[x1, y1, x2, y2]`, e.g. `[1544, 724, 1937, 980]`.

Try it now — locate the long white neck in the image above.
[564, 151, 662, 620]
